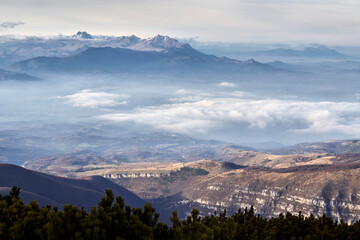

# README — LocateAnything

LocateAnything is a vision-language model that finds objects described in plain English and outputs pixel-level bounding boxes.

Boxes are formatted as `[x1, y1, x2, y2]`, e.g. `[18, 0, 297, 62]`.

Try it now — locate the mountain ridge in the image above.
[0, 163, 145, 210]
[7, 45, 280, 75]
[0, 33, 194, 67]
[268, 139, 360, 155]
[249, 45, 347, 58]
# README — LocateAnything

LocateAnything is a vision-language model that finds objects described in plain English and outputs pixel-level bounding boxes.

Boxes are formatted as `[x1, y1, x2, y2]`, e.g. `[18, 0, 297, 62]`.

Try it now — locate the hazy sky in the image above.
[0, 0, 359, 45]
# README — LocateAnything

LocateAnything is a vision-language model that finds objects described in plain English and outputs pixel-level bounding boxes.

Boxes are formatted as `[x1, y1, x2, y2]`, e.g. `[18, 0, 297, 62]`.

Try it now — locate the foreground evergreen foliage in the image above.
[1, 187, 360, 239]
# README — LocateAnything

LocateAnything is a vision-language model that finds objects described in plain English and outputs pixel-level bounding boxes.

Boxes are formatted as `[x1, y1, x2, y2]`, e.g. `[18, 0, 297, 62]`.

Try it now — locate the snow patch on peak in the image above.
[105, 35, 142, 47]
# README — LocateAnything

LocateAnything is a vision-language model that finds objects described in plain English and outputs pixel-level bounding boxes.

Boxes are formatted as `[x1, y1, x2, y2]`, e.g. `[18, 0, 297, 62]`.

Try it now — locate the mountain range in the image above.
[7, 43, 276, 76]
[1, 32, 352, 77]
[0, 33, 198, 68]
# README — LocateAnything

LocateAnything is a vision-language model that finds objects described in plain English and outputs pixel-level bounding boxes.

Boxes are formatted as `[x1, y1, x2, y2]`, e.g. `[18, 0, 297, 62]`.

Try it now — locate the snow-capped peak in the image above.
[68, 33, 189, 51]
[147, 35, 184, 49]
[73, 31, 93, 39]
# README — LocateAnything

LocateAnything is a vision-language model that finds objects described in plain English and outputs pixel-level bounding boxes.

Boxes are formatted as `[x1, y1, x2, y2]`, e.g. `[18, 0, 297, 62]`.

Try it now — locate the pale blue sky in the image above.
[0, 0, 359, 45]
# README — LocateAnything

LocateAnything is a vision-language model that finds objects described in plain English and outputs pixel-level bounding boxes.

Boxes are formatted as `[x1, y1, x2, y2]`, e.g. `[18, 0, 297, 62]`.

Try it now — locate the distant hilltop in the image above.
[244, 45, 347, 58]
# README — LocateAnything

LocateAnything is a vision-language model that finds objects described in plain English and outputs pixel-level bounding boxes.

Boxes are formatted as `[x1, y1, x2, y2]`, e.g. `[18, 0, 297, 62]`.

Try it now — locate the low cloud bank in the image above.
[99, 97, 360, 136]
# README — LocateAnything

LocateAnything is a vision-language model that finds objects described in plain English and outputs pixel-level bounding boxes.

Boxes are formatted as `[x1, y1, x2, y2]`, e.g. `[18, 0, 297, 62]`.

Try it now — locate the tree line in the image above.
[1, 186, 360, 240]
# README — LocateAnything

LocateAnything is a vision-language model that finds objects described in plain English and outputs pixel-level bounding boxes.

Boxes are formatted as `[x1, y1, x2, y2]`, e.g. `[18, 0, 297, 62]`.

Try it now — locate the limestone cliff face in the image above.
[103, 172, 171, 178]
[179, 168, 360, 223]
[113, 157, 360, 223]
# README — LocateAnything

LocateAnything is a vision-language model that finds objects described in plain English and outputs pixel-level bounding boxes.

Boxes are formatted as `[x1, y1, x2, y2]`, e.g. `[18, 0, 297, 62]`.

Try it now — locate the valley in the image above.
[23, 143, 360, 223]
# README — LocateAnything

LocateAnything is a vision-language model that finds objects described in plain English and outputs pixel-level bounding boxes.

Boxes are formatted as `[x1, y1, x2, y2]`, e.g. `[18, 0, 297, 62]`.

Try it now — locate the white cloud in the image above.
[219, 82, 236, 87]
[175, 89, 188, 94]
[61, 89, 128, 108]
[0, 21, 24, 29]
[226, 91, 252, 98]
[99, 97, 360, 136]
[174, 89, 213, 96]
[169, 96, 206, 103]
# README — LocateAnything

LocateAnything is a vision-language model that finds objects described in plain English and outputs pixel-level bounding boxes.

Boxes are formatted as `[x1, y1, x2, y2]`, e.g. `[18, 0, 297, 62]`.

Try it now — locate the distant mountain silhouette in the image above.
[250, 45, 346, 58]
[0, 164, 144, 210]
[0, 69, 40, 81]
[8, 45, 279, 75]
[267, 139, 360, 155]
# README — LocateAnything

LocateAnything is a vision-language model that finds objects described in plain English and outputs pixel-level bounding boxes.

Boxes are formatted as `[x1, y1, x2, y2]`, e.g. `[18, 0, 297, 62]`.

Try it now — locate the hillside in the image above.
[0, 164, 144, 210]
